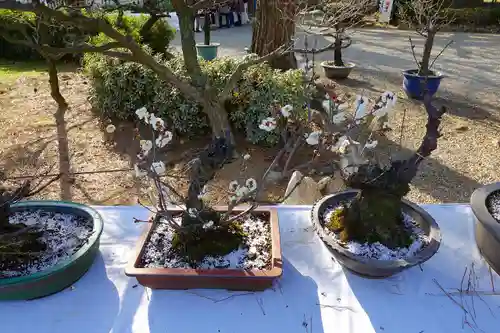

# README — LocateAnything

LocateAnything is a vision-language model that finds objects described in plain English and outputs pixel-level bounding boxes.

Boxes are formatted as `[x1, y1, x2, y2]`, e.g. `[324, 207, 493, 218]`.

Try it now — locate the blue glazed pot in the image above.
[402, 69, 444, 100]
[196, 43, 220, 61]
[0, 201, 103, 300]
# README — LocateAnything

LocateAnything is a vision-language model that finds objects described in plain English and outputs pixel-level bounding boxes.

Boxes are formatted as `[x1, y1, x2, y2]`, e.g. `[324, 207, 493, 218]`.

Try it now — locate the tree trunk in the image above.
[46, 59, 67, 109]
[419, 30, 435, 76]
[46, 59, 72, 200]
[333, 41, 344, 67]
[251, 0, 297, 70]
[204, 97, 232, 140]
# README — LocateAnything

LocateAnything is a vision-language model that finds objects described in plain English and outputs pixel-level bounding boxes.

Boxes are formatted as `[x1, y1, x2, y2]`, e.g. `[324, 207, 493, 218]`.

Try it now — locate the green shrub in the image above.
[443, 7, 500, 27]
[83, 53, 311, 144]
[92, 12, 176, 55]
[0, 10, 175, 61]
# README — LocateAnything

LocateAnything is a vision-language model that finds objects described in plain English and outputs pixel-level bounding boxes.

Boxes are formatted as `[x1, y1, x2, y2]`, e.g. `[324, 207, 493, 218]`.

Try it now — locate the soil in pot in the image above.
[321, 204, 430, 261]
[139, 211, 272, 270]
[486, 191, 500, 222]
[0, 210, 93, 278]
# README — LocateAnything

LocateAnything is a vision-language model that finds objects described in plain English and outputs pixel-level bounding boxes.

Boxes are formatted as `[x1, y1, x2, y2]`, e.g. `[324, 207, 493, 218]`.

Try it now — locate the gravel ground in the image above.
[0, 27, 498, 205]
[175, 26, 500, 204]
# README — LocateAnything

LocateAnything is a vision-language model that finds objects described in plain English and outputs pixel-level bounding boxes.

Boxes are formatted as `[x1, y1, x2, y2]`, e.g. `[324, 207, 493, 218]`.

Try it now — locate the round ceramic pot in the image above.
[0, 201, 103, 300]
[320, 61, 355, 80]
[470, 183, 500, 276]
[402, 69, 444, 100]
[311, 190, 442, 278]
[196, 43, 220, 61]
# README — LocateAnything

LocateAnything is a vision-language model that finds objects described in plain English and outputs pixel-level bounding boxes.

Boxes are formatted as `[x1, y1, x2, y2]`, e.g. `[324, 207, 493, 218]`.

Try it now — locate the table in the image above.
[2, 205, 500, 333]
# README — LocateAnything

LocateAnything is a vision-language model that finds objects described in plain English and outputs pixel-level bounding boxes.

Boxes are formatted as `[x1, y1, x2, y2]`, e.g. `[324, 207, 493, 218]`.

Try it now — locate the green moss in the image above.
[326, 207, 346, 233]
[329, 191, 414, 249]
[170, 208, 247, 266]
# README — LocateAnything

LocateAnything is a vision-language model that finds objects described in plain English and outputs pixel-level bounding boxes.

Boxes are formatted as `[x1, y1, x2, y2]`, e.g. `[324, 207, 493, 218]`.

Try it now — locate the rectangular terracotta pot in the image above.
[125, 206, 283, 291]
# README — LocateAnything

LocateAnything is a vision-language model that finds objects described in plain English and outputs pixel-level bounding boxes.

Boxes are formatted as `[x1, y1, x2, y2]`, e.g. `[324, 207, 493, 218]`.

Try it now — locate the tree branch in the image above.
[219, 43, 290, 100]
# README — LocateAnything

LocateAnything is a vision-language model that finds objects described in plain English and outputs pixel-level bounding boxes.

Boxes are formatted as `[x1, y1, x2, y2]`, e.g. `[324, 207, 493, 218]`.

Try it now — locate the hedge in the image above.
[83, 53, 312, 145]
[444, 7, 500, 27]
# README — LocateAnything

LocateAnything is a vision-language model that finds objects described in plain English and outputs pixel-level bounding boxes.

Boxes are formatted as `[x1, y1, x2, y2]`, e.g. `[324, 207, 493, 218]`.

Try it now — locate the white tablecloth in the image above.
[2, 205, 500, 333]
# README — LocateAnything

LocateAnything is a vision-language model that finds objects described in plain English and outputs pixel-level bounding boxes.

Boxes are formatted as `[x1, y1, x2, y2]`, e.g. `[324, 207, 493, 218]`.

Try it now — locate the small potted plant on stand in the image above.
[399, 0, 454, 99]
[470, 183, 500, 276]
[195, 10, 220, 61]
[0, 173, 104, 300]
[300, 0, 370, 80]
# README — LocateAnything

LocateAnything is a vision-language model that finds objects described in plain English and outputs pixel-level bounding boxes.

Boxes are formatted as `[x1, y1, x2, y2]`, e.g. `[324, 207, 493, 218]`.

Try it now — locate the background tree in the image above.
[251, 0, 297, 70]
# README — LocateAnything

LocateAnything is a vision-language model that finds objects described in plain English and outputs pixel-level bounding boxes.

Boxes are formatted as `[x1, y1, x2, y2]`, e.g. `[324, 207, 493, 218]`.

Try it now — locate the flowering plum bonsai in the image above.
[258, 88, 446, 249]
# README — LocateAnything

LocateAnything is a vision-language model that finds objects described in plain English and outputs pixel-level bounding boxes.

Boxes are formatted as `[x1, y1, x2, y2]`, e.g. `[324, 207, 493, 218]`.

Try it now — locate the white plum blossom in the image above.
[243, 153, 251, 160]
[202, 220, 215, 230]
[150, 161, 166, 176]
[228, 180, 239, 192]
[259, 117, 277, 132]
[134, 164, 147, 178]
[140, 140, 153, 154]
[331, 111, 347, 124]
[106, 124, 116, 133]
[280, 105, 293, 117]
[149, 114, 165, 130]
[245, 178, 257, 191]
[306, 131, 321, 145]
[364, 140, 378, 149]
[354, 95, 369, 120]
[156, 131, 173, 148]
[381, 91, 397, 105]
[188, 208, 198, 217]
[331, 135, 359, 155]
[236, 186, 250, 198]
[135, 107, 148, 120]
[373, 91, 397, 118]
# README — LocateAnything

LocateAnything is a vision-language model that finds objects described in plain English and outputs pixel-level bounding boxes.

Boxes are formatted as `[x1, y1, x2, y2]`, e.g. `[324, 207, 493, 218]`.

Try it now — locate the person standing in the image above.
[241, 0, 250, 24]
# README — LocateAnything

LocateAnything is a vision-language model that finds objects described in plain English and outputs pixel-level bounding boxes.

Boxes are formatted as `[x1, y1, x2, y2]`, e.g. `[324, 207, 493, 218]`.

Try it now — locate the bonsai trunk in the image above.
[418, 30, 435, 76]
[333, 40, 344, 67]
[338, 190, 410, 249]
[251, 0, 297, 70]
[203, 13, 210, 46]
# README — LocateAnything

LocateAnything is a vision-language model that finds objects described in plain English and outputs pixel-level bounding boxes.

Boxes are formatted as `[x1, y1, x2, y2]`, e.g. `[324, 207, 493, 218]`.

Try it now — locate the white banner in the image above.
[379, 0, 394, 23]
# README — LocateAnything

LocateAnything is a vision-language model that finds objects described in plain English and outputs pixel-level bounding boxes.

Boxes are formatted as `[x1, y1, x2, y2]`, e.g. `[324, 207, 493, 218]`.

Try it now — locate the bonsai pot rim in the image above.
[311, 190, 442, 277]
[471, 183, 500, 239]
[320, 61, 356, 69]
[0, 201, 104, 299]
[195, 42, 221, 48]
[402, 69, 445, 79]
[125, 206, 283, 290]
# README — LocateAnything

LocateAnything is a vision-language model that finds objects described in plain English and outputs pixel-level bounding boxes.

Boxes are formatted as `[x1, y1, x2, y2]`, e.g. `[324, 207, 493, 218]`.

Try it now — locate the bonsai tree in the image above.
[119, 105, 307, 264]
[298, 0, 372, 68]
[399, 0, 454, 76]
[254, 41, 447, 248]
[0, 172, 60, 266]
[261, 89, 446, 248]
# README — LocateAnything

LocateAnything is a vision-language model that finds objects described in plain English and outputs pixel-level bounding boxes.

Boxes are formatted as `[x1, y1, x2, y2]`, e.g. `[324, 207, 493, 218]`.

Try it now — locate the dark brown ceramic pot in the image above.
[471, 183, 500, 276]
